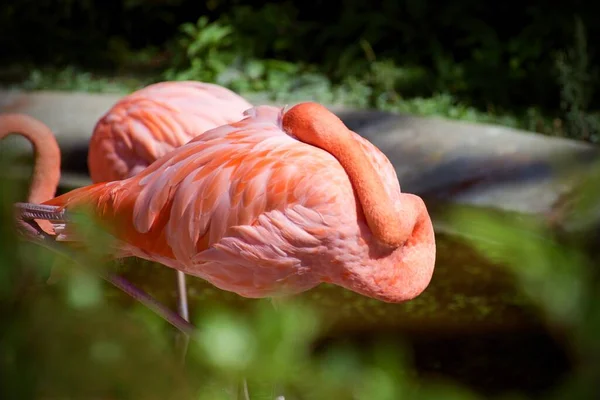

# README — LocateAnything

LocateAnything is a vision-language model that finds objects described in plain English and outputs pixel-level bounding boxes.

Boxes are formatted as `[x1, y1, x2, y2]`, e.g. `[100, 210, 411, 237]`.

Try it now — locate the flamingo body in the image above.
[88, 81, 253, 182]
[44, 105, 436, 302]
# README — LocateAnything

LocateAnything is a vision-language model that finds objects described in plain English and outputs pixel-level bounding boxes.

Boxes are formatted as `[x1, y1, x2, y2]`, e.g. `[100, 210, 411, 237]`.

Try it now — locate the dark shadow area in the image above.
[60, 143, 90, 176]
[315, 329, 572, 398]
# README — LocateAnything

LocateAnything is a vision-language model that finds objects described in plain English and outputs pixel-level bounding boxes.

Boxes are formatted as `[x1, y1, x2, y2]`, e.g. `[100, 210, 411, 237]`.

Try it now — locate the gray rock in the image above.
[0, 89, 121, 148]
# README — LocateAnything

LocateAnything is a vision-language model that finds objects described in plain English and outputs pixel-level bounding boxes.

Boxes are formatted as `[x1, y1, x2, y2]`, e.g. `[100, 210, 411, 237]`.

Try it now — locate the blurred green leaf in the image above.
[67, 269, 103, 309]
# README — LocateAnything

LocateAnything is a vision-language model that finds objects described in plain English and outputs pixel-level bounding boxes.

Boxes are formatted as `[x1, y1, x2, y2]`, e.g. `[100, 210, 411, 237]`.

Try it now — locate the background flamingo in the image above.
[18, 102, 436, 304]
[88, 80, 253, 183]
[87, 80, 254, 322]
[0, 114, 61, 238]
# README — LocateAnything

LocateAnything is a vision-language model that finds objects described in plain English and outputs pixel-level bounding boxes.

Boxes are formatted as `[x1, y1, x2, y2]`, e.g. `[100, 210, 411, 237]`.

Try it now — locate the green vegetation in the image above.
[5, 65, 542, 132]
[2, 2, 600, 140]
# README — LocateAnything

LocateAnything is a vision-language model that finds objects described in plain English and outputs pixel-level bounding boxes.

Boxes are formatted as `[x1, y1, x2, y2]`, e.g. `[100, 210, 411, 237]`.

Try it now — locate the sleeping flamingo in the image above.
[87, 80, 253, 322]
[15, 102, 436, 304]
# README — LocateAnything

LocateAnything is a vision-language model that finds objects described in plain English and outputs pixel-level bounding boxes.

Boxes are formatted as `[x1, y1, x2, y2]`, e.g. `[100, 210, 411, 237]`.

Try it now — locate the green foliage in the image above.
[449, 164, 600, 396]
[165, 16, 238, 83]
[163, 15, 337, 103]
[18, 66, 150, 93]
[159, 11, 559, 134]
[555, 17, 600, 142]
[2, 2, 600, 140]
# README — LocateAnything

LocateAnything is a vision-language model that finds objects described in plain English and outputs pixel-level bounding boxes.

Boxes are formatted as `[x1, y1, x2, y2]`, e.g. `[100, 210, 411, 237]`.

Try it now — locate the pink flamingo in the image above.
[0, 114, 61, 237]
[0, 114, 60, 203]
[16, 102, 436, 305]
[87, 80, 254, 321]
[88, 80, 253, 182]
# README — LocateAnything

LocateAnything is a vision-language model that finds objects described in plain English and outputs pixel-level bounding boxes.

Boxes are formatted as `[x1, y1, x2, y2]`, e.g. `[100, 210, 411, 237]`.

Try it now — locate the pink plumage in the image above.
[88, 81, 253, 182]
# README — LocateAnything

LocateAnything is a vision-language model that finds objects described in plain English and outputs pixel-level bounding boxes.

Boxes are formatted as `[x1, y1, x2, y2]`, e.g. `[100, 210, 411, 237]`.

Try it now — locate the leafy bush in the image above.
[555, 17, 600, 142]
[2, 1, 600, 140]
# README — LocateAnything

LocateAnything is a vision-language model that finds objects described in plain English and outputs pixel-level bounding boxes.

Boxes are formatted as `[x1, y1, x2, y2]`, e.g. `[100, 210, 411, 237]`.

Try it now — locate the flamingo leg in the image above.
[239, 379, 250, 400]
[175, 270, 190, 364]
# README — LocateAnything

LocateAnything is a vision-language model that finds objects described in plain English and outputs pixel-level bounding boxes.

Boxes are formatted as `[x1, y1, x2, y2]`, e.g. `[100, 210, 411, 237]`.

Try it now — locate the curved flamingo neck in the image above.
[282, 102, 410, 247]
[0, 114, 61, 203]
